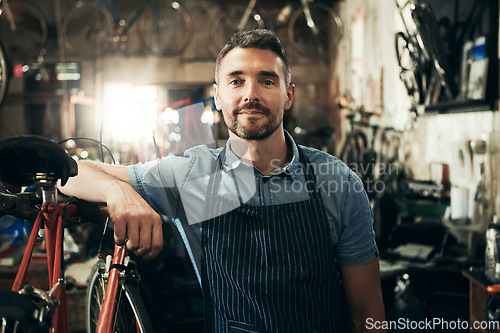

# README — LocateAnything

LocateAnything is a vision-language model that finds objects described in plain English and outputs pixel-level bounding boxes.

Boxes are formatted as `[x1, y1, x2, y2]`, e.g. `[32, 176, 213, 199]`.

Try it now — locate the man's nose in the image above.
[243, 81, 260, 102]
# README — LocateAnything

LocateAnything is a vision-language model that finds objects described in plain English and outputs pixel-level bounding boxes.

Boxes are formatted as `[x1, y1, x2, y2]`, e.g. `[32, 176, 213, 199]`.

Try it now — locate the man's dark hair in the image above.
[215, 29, 291, 86]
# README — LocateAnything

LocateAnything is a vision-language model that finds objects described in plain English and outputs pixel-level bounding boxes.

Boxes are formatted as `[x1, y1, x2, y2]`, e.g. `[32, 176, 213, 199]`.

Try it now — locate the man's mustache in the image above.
[233, 102, 270, 115]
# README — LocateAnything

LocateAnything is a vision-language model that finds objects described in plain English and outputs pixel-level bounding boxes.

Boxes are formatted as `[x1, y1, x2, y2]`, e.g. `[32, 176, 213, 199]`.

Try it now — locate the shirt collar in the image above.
[222, 130, 302, 180]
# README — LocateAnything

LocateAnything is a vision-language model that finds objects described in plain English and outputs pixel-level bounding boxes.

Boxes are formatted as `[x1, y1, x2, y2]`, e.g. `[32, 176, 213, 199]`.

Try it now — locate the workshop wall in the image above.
[333, 0, 500, 236]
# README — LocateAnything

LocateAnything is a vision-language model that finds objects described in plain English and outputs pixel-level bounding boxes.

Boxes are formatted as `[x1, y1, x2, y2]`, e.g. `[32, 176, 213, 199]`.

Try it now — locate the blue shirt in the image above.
[127, 132, 378, 283]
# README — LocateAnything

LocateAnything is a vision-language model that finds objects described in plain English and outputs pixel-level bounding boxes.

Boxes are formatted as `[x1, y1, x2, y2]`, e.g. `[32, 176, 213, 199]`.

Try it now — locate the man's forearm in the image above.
[59, 159, 164, 259]
[58, 160, 130, 203]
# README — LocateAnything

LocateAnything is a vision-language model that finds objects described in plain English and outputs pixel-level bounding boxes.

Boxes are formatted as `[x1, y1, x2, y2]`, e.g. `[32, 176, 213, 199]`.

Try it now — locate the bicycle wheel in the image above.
[287, 2, 343, 60]
[339, 130, 368, 176]
[395, 32, 423, 105]
[209, 5, 265, 56]
[0, 40, 10, 110]
[137, 0, 194, 57]
[412, 3, 458, 99]
[60, 0, 115, 57]
[86, 260, 154, 333]
[0, 290, 49, 333]
[0, 0, 47, 60]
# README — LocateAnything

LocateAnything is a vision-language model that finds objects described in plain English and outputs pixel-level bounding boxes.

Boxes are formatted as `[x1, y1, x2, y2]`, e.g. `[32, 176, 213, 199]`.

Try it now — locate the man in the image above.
[60, 29, 385, 332]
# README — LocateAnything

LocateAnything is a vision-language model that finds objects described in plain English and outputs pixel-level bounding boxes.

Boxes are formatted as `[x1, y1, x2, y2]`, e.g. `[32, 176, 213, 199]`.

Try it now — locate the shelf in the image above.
[423, 99, 497, 115]
[4, 92, 66, 105]
[463, 270, 500, 333]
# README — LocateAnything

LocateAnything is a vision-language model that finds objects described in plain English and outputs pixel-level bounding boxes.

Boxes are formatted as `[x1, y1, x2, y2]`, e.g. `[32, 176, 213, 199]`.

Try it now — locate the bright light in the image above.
[104, 100, 144, 143]
[169, 131, 182, 142]
[66, 139, 76, 148]
[161, 107, 179, 124]
[101, 83, 159, 145]
[57, 73, 81, 80]
[200, 106, 214, 124]
[133, 85, 157, 102]
[80, 150, 89, 159]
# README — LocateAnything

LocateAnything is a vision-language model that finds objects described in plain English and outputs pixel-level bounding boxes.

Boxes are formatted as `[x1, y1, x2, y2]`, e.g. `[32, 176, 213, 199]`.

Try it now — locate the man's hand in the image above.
[59, 160, 163, 259]
[106, 180, 163, 259]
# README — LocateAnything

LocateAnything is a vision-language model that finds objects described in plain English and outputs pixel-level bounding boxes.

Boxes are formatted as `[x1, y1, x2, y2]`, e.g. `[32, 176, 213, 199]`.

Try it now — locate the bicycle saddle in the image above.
[0, 135, 77, 187]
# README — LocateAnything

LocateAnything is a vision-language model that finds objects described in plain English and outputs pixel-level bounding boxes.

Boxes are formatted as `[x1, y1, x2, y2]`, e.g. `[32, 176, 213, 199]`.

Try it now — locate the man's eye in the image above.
[263, 80, 275, 85]
[230, 79, 242, 85]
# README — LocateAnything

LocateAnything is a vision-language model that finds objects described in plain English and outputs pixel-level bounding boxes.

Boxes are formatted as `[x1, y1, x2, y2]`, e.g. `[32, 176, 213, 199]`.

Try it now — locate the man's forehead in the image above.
[219, 47, 285, 77]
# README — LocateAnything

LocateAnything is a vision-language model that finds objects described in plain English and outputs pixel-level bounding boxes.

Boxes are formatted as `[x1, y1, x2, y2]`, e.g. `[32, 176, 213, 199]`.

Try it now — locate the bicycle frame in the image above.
[237, 0, 259, 30]
[395, 0, 428, 68]
[95, 244, 128, 333]
[0, 135, 138, 333]
[0, 0, 17, 32]
[395, 0, 459, 106]
[237, 0, 320, 36]
[211, 0, 342, 60]
[12, 184, 70, 333]
[0, 0, 48, 59]
[95, 0, 162, 37]
[10, 190, 133, 333]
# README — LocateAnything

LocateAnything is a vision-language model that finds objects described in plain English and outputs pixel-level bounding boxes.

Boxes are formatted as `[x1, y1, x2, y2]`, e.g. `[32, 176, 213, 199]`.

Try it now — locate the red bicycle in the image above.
[0, 135, 157, 333]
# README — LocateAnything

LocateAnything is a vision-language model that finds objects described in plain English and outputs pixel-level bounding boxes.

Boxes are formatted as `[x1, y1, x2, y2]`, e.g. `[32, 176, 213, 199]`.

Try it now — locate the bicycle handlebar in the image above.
[0, 187, 107, 227]
[0, 190, 40, 220]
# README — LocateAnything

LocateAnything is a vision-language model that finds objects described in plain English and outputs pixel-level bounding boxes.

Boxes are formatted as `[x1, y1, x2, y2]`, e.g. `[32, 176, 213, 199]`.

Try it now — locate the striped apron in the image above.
[201, 146, 349, 332]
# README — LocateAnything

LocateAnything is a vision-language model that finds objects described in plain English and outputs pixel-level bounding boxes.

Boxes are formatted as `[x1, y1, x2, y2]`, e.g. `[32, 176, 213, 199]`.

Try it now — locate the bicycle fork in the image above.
[96, 244, 129, 333]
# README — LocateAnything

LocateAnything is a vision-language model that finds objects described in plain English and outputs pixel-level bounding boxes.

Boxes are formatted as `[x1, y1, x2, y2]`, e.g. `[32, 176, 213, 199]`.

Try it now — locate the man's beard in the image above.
[225, 102, 282, 140]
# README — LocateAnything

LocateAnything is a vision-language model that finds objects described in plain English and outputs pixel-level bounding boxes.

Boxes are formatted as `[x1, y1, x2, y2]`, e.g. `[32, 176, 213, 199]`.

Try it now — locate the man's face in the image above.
[214, 47, 294, 140]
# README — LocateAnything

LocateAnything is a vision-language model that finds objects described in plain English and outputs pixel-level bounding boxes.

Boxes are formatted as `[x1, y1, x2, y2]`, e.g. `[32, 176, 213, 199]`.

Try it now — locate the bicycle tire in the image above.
[0, 0, 48, 60]
[86, 259, 154, 333]
[412, 3, 458, 99]
[0, 290, 49, 333]
[60, 0, 115, 57]
[0, 40, 10, 110]
[361, 147, 377, 194]
[339, 129, 368, 175]
[136, 0, 194, 57]
[287, 2, 343, 60]
[395, 31, 423, 105]
[209, 5, 265, 56]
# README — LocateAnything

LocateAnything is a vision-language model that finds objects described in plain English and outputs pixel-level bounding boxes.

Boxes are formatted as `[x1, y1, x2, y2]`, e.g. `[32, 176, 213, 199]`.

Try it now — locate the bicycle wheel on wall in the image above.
[0, 0, 47, 60]
[60, 0, 115, 57]
[395, 32, 423, 105]
[0, 41, 10, 110]
[137, 0, 194, 57]
[339, 130, 368, 177]
[412, 3, 458, 100]
[287, 2, 342, 60]
[86, 260, 154, 333]
[209, 5, 265, 56]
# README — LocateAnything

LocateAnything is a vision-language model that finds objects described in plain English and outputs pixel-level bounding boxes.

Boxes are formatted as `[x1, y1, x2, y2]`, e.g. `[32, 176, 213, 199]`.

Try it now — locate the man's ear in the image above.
[284, 84, 295, 111]
[213, 83, 221, 110]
